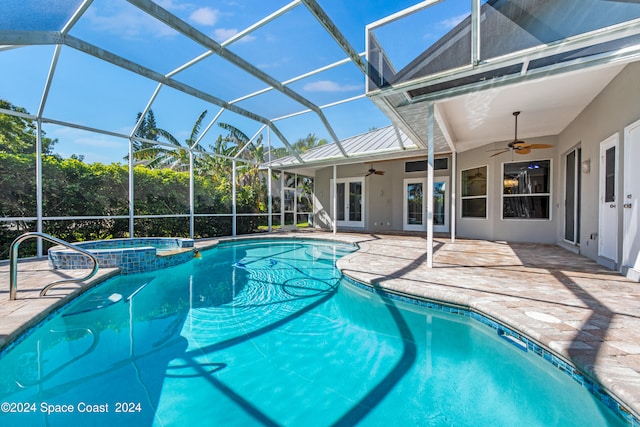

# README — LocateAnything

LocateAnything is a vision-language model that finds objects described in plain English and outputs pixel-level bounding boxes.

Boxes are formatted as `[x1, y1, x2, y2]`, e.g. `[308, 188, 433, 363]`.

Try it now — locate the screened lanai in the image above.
[2, 0, 640, 274]
[0, 0, 422, 259]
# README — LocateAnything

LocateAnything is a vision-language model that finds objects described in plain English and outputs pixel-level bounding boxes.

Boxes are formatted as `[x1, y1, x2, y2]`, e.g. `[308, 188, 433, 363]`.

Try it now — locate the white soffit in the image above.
[438, 63, 627, 153]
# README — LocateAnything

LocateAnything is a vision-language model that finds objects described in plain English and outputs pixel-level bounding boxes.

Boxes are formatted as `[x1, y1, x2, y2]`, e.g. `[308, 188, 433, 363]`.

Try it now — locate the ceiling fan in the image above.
[489, 111, 553, 157]
[365, 164, 385, 177]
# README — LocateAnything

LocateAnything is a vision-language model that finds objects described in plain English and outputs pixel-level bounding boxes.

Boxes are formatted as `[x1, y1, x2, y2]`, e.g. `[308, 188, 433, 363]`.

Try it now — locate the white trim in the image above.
[598, 133, 619, 262]
[622, 119, 640, 278]
[460, 165, 488, 220]
[562, 146, 581, 245]
[330, 177, 365, 228]
[403, 177, 450, 232]
[500, 159, 553, 221]
[403, 178, 426, 232]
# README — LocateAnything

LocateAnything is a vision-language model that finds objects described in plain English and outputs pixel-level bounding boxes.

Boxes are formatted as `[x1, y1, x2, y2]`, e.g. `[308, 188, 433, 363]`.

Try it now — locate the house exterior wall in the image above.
[311, 63, 639, 269]
[313, 157, 450, 233]
[556, 62, 640, 263]
[456, 136, 558, 243]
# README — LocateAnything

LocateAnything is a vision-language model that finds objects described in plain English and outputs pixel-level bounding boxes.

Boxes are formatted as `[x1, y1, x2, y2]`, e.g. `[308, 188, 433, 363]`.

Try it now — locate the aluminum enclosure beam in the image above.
[0, 30, 305, 163]
[126, 0, 348, 158]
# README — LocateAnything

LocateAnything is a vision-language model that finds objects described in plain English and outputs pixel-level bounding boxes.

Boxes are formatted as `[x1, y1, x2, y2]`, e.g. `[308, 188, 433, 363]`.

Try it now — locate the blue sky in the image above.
[0, 0, 471, 164]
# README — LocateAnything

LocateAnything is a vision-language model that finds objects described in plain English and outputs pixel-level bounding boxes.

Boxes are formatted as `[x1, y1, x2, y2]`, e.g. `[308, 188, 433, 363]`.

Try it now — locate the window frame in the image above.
[460, 165, 488, 219]
[501, 159, 552, 221]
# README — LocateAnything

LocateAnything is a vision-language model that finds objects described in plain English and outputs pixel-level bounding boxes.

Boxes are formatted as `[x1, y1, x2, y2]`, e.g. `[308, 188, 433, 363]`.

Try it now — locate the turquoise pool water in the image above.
[0, 239, 626, 426]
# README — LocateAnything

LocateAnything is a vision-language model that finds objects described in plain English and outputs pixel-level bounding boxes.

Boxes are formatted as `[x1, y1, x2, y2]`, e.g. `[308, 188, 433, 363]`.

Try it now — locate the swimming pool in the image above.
[0, 238, 627, 426]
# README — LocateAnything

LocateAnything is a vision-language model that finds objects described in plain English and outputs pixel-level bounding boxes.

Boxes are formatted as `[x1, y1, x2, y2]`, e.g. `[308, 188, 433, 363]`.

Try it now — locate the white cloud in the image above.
[155, 0, 191, 11]
[84, 5, 178, 39]
[49, 127, 129, 164]
[440, 13, 469, 30]
[303, 80, 362, 92]
[213, 28, 256, 43]
[189, 7, 219, 26]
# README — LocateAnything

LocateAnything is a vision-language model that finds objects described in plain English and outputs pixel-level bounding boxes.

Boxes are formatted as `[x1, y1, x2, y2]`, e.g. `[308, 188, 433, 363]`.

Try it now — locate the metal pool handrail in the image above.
[9, 232, 99, 301]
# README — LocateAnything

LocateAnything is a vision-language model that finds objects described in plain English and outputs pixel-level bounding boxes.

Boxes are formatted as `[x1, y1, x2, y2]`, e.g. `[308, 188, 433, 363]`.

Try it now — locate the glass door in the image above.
[403, 178, 449, 232]
[283, 187, 296, 230]
[332, 178, 364, 228]
[564, 148, 581, 244]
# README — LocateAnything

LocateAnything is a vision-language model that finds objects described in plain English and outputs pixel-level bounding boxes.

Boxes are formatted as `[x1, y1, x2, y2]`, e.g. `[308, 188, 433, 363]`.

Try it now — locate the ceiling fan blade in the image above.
[515, 147, 532, 155]
[528, 144, 554, 149]
[490, 149, 510, 157]
[365, 171, 373, 177]
[375, 170, 385, 175]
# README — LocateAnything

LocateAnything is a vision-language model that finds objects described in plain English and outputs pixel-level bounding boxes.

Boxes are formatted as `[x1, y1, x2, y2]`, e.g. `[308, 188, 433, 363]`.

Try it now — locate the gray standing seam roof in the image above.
[268, 125, 415, 167]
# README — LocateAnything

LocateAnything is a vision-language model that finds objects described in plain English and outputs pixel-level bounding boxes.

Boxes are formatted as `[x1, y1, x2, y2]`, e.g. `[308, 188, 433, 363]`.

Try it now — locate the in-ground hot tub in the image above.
[48, 237, 196, 273]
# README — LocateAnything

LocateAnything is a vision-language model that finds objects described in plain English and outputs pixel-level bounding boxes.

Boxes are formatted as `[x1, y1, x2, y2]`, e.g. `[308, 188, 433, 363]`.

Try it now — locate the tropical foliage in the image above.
[0, 101, 316, 258]
[267, 133, 327, 159]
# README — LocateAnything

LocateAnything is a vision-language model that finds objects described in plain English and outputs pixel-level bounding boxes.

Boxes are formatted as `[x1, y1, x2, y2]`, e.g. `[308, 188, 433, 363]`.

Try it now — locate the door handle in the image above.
[610, 204, 616, 208]
[624, 203, 632, 209]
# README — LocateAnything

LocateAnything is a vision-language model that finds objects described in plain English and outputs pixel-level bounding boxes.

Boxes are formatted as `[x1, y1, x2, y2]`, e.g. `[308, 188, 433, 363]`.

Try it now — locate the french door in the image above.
[332, 178, 364, 228]
[403, 177, 449, 232]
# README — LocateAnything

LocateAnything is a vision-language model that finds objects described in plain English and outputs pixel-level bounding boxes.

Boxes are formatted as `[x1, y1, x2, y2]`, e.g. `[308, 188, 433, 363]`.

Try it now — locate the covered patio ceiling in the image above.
[371, 59, 630, 156]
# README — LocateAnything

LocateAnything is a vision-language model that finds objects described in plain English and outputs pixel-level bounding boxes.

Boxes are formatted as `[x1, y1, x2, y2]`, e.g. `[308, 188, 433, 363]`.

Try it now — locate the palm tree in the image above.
[266, 133, 327, 160]
[132, 110, 208, 172]
[293, 133, 326, 152]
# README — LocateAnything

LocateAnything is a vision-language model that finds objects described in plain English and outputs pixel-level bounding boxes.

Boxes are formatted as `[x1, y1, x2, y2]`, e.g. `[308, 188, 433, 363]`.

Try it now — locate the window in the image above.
[461, 166, 487, 218]
[405, 158, 448, 172]
[503, 160, 551, 219]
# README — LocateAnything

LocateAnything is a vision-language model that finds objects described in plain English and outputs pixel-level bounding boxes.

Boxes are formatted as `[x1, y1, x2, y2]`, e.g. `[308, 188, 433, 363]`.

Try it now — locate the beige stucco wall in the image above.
[456, 135, 559, 243]
[556, 62, 640, 263]
[313, 156, 450, 232]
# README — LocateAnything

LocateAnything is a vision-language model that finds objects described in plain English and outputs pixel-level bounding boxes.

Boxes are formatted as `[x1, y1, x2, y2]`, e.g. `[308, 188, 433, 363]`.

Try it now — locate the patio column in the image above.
[36, 119, 43, 256]
[268, 167, 272, 232]
[232, 159, 237, 237]
[427, 102, 434, 268]
[451, 151, 456, 243]
[294, 173, 298, 228]
[128, 137, 135, 238]
[332, 164, 337, 235]
[189, 151, 194, 239]
[280, 172, 284, 230]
